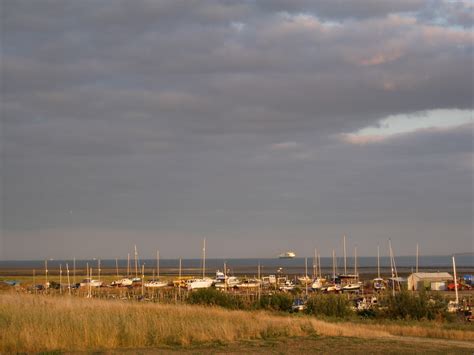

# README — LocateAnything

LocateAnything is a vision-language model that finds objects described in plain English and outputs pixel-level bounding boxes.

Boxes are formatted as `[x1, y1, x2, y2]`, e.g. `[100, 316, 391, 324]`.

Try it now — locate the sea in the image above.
[1, 254, 472, 276]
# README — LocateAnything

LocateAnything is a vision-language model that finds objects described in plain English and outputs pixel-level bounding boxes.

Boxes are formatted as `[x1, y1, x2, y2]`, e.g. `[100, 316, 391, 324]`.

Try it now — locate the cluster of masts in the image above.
[37, 236, 462, 305]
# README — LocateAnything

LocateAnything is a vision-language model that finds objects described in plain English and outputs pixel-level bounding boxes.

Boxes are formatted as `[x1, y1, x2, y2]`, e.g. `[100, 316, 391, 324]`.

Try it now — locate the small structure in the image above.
[407, 272, 453, 291]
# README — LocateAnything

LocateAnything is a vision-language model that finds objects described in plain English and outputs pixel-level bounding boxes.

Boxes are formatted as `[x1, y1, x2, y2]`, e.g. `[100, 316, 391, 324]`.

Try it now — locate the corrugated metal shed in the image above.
[407, 272, 453, 291]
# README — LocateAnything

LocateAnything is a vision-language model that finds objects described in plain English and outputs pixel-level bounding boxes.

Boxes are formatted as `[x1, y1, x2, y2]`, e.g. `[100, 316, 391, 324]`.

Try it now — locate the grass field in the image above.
[1, 292, 473, 353]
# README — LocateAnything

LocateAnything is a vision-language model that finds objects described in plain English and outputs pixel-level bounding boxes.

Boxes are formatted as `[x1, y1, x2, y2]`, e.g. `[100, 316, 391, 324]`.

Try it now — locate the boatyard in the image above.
[1, 241, 472, 318]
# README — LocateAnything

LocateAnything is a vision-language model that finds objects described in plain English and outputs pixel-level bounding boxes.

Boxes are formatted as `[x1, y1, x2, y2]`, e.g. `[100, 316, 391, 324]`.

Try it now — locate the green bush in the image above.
[186, 288, 244, 310]
[305, 294, 353, 318]
[379, 291, 448, 321]
[256, 293, 293, 312]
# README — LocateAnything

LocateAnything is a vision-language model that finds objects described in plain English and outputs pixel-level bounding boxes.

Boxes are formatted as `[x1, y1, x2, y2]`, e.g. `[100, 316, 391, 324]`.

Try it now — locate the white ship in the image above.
[278, 251, 296, 259]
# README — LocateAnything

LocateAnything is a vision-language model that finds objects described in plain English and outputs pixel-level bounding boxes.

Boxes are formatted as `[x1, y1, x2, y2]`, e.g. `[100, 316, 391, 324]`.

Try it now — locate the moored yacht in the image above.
[111, 278, 133, 287]
[144, 280, 168, 288]
[186, 278, 214, 290]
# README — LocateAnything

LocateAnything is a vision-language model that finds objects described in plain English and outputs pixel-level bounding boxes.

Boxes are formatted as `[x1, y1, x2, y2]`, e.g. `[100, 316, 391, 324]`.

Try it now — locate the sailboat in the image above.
[145, 249, 168, 288]
[324, 250, 341, 292]
[373, 245, 385, 291]
[187, 239, 214, 290]
[342, 246, 361, 292]
[311, 252, 326, 290]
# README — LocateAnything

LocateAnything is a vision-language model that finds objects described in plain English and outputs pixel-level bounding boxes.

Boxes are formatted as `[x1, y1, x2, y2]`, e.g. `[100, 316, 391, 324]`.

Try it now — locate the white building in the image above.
[407, 272, 453, 291]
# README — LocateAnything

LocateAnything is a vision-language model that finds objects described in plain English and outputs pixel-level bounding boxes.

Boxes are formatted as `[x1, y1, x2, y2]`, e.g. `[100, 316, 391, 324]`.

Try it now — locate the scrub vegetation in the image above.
[1, 292, 473, 353]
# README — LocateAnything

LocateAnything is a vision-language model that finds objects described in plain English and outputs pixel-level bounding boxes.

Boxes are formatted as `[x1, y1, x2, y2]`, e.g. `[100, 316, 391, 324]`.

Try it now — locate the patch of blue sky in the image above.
[354, 109, 472, 137]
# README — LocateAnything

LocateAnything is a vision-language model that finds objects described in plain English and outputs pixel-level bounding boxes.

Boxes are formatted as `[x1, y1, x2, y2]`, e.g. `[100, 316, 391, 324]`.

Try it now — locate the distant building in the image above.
[407, 272, 453, 291]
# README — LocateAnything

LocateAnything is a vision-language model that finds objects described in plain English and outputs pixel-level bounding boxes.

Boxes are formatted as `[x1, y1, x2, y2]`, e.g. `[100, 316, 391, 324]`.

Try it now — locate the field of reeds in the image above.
[1, 292, 473, 353]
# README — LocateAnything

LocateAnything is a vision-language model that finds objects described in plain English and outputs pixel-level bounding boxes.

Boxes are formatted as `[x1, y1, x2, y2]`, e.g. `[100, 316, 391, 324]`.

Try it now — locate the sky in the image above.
[1, 0, 473, 260]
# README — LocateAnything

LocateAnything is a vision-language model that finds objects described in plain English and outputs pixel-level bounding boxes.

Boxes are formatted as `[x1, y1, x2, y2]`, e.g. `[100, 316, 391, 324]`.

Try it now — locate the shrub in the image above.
[305, 294, 353, 318]
[186, 288, 244, 310]
[256, 293, 293, 312]
[379, 291, 448, 321]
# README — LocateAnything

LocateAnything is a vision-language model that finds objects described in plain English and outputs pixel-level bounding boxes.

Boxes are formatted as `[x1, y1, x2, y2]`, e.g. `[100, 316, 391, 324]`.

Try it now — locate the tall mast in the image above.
[178, 257, 182, 298]
[225, 261, 228, 292]
[141, 264, 145, 296]
[318, 253, 322, 278]
[377, 245, 380, 279]
[343, 235, 347, 275]
[313, 248, 317, 279]
[452, 255, 459, 306]
[127, 253, 130, 278]
[202, 238, 206, 278]
[115, 258, 119, 278]
[416, 243, 419, 273]
[59, 264, 63, 294]
[98, 259, 101, 282]
[66, 263, 71, 295]
[45, 260, 48, 288]
[354, 245, 358, 279]
[389, 239, 395, 296]
[305, 257, 308, 296]
[73, 257, 76, 285]
[134, 245, 138, 278]
[332, 249, 336, 280]
[156, 249, 160, 278]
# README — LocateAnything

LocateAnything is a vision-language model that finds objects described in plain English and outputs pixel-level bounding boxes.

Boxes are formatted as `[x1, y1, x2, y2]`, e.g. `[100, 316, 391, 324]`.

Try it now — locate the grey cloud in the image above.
[1, 0, 472, 258]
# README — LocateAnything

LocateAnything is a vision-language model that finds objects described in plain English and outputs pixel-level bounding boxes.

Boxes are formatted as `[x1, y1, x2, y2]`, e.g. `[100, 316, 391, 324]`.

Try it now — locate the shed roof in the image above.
[410, 272, 452, 280]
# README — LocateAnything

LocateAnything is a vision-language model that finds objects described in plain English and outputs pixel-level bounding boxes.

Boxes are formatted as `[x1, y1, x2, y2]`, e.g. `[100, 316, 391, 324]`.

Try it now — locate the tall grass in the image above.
[0, 293, 314, 352]
[1, 293, 472, 352]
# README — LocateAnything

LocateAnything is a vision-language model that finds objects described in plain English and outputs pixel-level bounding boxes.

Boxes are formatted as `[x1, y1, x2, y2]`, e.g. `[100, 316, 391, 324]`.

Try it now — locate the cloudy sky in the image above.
[1, 0, 473, 260]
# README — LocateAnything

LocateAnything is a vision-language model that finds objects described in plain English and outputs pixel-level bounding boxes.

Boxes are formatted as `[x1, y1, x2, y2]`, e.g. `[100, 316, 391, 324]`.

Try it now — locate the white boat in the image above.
[325, 284, 342, 292]
[215, 270, 226, 282]
[187, 278, 214, 290]
[144, 280, 168, 288]
[342, 283, 361, 292]
[236, 279, 261, 289]
[215, 276, 240, 289]
[311, 277, 325, 290]
[298, 275, 312, 284]
[262, 275, 277, 286]
[373, 277, 385, 291]
[279, 280, 296, 291]
[279, 251, 296, 259]
[111, 278, 133, 287]
[80, 278, 103, 287]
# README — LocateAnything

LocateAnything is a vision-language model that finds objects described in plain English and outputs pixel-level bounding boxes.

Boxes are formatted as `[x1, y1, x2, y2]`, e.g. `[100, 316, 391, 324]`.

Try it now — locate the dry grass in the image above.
[0, 293, 472, 353]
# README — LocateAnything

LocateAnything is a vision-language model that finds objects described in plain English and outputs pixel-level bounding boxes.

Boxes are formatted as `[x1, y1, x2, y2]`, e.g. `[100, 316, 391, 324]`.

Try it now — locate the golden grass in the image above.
[0, 293, 472, 353]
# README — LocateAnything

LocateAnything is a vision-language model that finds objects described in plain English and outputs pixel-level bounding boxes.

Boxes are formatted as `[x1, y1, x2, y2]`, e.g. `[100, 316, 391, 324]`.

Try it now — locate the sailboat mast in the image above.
[343, 235, 347, 275]
[416, 243, 419, 273]
[134, 245, 138, 278]
[66, 263, 71, 295]
[127, 253, 130, 278]
[389, 239, 395, 296]
[157, 249, 160, 278]
[318, 253, 322, 278]
[354, 245, 358, 279]
[452, 256, 459, 306]
[202, 238, 206, 279]
[305, 257, 308, 296]
[98, 259, 101, 282]
[45, 260, 48, 288]
[59, 264, 62, 295]
[225, 261, 228, 292]
[377, 245, 380, 279]
[313, 248, 317, 278]
[116, 258, 119, 278]
[332, 249, 336, 280]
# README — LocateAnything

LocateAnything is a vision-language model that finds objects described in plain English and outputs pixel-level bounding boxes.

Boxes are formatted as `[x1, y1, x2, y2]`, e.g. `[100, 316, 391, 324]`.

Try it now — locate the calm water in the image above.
[1, 254, 472, 276]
